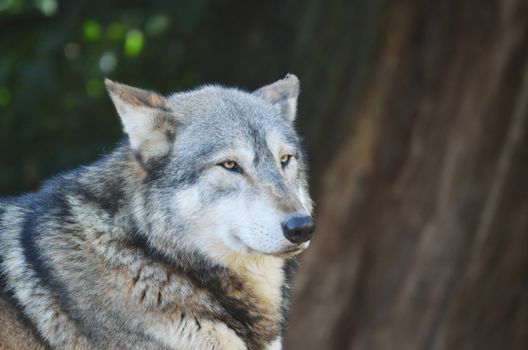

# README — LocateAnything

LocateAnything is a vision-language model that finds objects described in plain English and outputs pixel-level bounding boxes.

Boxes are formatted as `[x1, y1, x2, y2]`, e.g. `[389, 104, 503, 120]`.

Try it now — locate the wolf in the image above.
[0, 74, 315, 350]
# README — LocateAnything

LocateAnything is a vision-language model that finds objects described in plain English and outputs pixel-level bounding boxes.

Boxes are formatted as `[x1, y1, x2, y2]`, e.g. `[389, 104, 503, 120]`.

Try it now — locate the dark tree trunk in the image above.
[284, 0, 528, 349]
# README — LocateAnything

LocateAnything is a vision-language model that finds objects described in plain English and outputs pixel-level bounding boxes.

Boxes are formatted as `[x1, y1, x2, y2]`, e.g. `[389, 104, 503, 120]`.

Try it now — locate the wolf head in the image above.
[105, 75, 314, 261]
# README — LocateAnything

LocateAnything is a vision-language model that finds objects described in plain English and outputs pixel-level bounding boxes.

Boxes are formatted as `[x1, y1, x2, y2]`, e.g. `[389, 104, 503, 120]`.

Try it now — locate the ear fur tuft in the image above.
[253, 74, 300, 121]
[105, 79, 176, 167]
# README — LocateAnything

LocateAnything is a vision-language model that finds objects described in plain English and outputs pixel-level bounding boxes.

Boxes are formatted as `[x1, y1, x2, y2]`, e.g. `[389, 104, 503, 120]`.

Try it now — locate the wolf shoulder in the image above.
[0, 198, 45, 349]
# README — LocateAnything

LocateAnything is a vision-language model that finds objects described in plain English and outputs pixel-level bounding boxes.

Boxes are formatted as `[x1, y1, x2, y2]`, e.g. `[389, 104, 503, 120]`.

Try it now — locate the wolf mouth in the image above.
[278, 246, 304, 254]
[229, 232, 306, 256]
[272, 243, 309, 257]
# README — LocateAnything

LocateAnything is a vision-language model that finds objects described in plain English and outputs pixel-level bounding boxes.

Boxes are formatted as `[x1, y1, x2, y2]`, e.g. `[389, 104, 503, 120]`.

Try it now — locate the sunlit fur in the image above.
[0, 74, 313, 349]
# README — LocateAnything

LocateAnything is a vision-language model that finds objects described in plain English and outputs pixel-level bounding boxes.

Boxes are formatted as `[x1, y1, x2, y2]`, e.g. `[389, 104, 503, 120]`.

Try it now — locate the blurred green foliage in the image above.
[0, 0, 213, 194]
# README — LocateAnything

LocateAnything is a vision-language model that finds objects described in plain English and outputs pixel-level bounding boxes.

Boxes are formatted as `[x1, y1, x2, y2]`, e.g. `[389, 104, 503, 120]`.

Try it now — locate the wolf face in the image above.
[105, 74, 314, 261]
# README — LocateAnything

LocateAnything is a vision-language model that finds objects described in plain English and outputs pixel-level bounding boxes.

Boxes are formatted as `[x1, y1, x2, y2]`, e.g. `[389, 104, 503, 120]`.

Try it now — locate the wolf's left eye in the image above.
[280, 154, 293, 167]
[219, 160, 243, 173]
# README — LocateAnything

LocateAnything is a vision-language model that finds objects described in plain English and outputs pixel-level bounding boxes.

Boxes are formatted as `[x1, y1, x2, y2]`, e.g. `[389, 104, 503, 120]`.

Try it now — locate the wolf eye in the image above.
[280, 154, 293, 167]
[219, 160, 242, 173]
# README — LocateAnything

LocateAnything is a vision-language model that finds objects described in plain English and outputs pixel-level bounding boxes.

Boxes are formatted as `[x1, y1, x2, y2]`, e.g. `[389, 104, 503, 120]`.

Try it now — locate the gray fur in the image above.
[0, 75, 313, 350]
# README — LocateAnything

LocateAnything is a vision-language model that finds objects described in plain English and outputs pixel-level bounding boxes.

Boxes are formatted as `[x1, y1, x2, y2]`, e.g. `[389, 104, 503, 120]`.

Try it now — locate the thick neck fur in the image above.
[0, 142, 291, 349]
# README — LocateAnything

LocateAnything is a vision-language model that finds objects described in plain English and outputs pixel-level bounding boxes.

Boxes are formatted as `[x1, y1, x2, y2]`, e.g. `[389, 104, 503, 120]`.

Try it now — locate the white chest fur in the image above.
[148, 318, 283, 350]
[147, 252, 286, 349]
[149, 318, 247, 350]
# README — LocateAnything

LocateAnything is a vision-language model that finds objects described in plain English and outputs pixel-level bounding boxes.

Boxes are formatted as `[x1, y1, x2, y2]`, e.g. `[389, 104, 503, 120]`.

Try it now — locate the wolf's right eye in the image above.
[219, 160, 243, 173]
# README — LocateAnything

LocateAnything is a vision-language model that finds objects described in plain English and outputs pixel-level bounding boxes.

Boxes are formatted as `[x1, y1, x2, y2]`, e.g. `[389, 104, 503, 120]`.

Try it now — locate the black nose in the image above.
[282, 216, 315, 244]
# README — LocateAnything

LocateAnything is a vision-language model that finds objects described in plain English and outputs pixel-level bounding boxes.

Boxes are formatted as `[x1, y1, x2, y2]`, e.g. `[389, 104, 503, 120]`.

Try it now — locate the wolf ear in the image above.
[253, 73, 300, 121]
[105, 79, 178, 166]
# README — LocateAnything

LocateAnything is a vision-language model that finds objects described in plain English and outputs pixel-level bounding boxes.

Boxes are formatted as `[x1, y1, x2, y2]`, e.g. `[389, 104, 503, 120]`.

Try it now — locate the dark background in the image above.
[1, 0, 527, 349]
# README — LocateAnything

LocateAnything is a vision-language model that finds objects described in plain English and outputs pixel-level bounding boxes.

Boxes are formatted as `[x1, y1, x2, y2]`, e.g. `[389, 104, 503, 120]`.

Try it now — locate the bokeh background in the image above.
[1, 0, 527, 349]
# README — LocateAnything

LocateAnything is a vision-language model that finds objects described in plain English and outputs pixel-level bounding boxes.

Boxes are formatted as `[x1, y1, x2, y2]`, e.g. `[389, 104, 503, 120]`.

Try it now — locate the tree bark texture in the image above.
[284, 0, 528, 349]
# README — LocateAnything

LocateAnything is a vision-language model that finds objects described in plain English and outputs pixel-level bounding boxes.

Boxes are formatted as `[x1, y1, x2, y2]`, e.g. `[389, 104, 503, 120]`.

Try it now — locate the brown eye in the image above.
[219, 160, 243, 173]
[280, 154, 292, 167]
[222, 160, 237, 169]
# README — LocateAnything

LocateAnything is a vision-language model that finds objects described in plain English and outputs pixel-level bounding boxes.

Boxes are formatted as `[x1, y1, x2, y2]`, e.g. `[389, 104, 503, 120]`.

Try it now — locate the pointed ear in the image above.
[253, 73, 300, 121]
[105, 79, 177, 167]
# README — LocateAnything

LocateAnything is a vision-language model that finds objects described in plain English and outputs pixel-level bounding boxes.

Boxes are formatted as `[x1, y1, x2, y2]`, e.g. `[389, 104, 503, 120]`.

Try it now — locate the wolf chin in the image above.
[0, 74, 314, 350]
